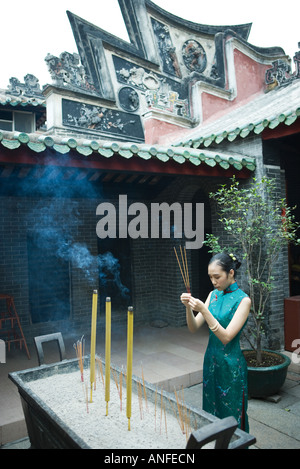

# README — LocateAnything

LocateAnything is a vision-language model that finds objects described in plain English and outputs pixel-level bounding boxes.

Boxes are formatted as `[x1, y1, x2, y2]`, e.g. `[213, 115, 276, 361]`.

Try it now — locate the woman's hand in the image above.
[187, 296, 205, 313]
[180, 293, 191, 306]
[182, 293, 206, 333]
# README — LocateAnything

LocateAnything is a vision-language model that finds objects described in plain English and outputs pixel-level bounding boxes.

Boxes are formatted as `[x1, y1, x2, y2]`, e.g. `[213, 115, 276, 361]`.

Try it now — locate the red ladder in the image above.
[0, 294, 30, 359]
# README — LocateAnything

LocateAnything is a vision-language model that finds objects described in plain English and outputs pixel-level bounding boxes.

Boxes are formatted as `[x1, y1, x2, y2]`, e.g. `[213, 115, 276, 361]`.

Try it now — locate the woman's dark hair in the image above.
[209, 252, 241, 277]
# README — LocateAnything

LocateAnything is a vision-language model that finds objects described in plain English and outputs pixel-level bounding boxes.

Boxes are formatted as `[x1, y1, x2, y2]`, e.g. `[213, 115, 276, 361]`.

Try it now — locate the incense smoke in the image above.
[26, 167, 130, 302]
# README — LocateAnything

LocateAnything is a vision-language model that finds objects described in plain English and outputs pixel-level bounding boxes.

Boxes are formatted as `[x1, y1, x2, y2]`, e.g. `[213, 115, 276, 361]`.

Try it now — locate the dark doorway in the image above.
[190, 189, 212, 301]
[280, 133, 300, 295]
[27, 233, 71, 323]
[97, 237, 132, 313]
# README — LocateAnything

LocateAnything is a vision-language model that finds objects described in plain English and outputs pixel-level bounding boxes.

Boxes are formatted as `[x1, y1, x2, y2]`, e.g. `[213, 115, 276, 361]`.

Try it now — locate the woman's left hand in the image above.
[188, 296, 205, 313]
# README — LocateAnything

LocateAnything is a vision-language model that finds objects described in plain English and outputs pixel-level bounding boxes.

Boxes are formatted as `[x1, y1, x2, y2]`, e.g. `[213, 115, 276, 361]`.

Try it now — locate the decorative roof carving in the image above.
[66, 0, 256, 103]
[45, 52, 99, 96]
[265, 43, 300, 89]
[6, 74, 44, 98]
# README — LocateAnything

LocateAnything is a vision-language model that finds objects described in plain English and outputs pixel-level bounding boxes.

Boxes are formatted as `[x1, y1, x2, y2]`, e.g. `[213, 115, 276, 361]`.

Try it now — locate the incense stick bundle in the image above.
[167, 397, 182, 432]
[74, 336, 85, 382]
[174, 389, 185, 433]
[173, 246, 190, 293]
[96, 357, 104, 387]
[112, 368, 120, 396]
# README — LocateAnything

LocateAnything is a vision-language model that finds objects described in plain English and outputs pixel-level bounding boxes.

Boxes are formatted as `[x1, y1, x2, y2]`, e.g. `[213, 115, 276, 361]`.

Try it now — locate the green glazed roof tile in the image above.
[219, 160, 230, 170]
[53, 144, 71, 154]
[77, 146, 93, 156]
[28, 141, 46, 153]
[2, 139, 20, 150]
[0, 130, 256, 173]
[173, 154, 186, 164]
[0, 92, 46, 108]
[38, 136, 54, 147]
[119, 149, 134, 159]
[15, 132, 30, 144]
[98, 148, 114, 157]
[189, 157, 201, 166]
[156, 152, 170, 162]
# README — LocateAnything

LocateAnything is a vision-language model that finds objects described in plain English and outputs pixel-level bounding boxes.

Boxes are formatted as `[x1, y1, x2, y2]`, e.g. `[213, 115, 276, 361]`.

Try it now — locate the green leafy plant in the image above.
[205, 176, 300, 365]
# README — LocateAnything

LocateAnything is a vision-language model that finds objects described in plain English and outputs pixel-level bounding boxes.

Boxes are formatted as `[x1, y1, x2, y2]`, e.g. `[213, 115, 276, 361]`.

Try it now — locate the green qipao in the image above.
[203, 281, 249, 432]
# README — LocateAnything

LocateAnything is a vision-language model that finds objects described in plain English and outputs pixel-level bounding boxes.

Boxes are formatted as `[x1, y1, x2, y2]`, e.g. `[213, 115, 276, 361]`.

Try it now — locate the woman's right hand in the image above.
[180, 293, 191, 305]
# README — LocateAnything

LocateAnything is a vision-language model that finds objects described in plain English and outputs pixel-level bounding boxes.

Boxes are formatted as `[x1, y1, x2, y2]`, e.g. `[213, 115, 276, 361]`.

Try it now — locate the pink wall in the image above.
[145, 47, 271, 145]
[201, 49, 270, 123]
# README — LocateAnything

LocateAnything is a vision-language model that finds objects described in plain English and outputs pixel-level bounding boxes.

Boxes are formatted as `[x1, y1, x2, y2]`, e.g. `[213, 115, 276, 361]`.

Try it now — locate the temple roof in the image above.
[0, 130, 255, 172]
[0, 90, 45, 109]
[173, 79, 300, 149]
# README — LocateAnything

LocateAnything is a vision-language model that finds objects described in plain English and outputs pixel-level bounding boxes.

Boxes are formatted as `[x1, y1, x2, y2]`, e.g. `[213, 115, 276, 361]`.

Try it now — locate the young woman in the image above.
[181, 252, 251, 432]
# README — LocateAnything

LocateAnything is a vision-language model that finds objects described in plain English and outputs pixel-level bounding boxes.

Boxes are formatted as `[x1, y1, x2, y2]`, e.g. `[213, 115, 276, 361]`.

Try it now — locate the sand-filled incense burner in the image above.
[9, 358, 255, 449]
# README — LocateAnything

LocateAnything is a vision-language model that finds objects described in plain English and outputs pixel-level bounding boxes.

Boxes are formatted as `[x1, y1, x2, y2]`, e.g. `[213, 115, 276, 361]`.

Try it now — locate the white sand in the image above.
[27, 369, 191, 449]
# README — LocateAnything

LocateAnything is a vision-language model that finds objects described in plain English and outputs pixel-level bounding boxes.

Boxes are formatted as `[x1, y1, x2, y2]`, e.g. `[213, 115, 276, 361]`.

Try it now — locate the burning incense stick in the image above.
[168, 397, 181, 429]
[105, 297, 111, 416]
[138, 381, 143, 420]
[174, 389, 185, 433]
[141, 363, 148, 411]
[85, 382, 89, 414]
[74, 336, 85, 382]
[96, 357, 104, 387]
[90, 290, 98, 402]
[164, 401, 168, 438]
[160, 387, 163, 435]
[120, 366, 123, 412]
[126, 306, 134, 431]
[112, 369, 119, 395]
[173, 246, 190, 293]
[154, 386, 158, 431]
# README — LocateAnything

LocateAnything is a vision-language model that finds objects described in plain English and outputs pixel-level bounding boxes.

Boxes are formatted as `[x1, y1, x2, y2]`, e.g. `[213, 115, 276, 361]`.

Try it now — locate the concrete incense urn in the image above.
[9, 358, 255, 449]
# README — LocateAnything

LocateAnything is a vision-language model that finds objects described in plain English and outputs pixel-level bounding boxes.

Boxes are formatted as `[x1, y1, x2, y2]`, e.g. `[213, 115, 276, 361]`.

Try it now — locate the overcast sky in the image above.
[0, 0, 299, 89]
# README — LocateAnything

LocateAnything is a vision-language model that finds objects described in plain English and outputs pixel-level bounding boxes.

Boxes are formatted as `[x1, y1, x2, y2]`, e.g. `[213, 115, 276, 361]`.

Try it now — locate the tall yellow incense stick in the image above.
[126, 306, 134, 431]
[90, 290, 98, 402]
[105, 297, 111, 416]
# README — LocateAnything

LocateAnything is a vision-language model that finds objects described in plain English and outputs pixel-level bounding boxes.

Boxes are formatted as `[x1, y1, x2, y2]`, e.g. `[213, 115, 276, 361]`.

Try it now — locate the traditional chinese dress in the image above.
[203, 282, 249, 432]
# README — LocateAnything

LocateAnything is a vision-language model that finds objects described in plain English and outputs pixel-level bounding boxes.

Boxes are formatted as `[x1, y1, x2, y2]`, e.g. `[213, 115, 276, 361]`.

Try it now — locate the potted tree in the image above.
[205, 176, 300, 397]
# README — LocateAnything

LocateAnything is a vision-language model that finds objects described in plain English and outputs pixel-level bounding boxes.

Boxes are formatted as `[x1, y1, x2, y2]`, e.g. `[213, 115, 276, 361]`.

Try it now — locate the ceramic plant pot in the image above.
[243, 349, 291, 398]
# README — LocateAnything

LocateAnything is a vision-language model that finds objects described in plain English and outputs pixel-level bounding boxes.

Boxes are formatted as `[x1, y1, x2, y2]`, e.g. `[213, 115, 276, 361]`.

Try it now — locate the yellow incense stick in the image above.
[105, 297, 111, 416]
[89, 290, 98, 402]
[126, 306, 134, 431]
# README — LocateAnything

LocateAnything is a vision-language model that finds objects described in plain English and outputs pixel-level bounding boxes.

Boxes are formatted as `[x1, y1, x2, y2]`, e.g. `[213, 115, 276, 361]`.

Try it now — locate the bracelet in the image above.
[209, 321, 220, 332]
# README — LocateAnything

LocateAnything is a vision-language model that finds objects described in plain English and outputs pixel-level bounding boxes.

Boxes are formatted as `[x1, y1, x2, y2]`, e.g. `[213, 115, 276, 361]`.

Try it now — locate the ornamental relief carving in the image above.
[45, 52, 98, 95]
[113, 56, 190, 118]
[182, 39, 207, 73]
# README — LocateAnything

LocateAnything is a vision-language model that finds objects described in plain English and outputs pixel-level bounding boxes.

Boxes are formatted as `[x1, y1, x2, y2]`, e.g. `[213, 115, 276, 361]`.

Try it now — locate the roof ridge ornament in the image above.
[6, 74, 44, 98]
[45, 51, 100, 96]
[265, 43, 300, 89]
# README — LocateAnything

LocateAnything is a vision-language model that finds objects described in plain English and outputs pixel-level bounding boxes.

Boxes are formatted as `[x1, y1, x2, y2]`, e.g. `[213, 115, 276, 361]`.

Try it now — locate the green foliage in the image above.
[205, 176, 300, 363]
